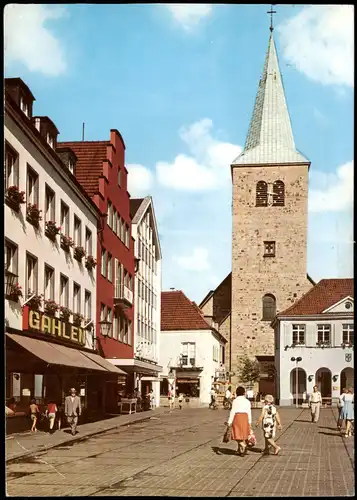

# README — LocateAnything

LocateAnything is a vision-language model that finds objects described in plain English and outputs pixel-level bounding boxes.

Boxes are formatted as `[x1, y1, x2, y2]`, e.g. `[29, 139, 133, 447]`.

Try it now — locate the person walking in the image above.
[178, 393, 184, 410]
[224, 386, 233, 409]
[225, 386, 252, 456]
[256, 394, 282, 455]
[46, 400, 58, 434]
[340, 387, 354, 437]
[168, 388, 175, 411]
[64, 388, 82, 436]
[309, 385, 322, 423]
[149, 389, 155, 410]
[337, 388, 348, 431]
[29, 399, 40, 433]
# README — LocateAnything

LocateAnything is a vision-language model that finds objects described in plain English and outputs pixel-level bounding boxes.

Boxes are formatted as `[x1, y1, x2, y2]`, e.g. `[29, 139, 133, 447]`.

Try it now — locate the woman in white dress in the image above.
[255, 394, 282, 455]
[340, 387, 354, 437]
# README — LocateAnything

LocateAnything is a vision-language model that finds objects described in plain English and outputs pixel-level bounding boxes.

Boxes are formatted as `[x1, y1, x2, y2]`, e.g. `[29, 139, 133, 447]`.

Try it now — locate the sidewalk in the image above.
[6, 406, 168, 463]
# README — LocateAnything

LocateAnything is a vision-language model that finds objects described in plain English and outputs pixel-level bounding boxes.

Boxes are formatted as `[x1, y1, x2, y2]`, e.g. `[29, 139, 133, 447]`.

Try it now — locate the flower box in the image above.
[60, 234, 74, 252]
[74, 246, 85, 262]
[44, 299, 59, 316]
[73, 313, 84, 327]
[26, 204, 42, 227]
[85, 255, 97, 271]
[59, 306, 72, 322]
[26, 292, 43, 310]
[45, 221, 61, 241]
[5, 186, 25, 211]
[7, 283, 23, 302]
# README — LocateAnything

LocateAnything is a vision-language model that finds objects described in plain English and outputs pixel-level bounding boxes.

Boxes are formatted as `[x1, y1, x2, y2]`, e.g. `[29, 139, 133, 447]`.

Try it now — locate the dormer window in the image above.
[47, 133, 54, 149]
[68, 158, 74, 175]
[20, 96, 29, 117]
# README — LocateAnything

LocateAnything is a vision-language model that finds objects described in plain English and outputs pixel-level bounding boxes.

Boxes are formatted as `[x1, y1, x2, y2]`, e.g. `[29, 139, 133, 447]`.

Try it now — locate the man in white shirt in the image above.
[209, 387, 217, 409]
[225, 386, 232, 409]
[309, 385, 322, 423]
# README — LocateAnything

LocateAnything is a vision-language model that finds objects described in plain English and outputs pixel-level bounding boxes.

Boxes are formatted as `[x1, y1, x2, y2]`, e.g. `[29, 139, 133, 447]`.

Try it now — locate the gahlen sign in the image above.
[23, 307, 86, 347]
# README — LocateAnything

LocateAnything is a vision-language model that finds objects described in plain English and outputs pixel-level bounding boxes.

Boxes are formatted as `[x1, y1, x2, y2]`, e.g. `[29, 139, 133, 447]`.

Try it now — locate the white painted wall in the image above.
[5, 114, 98, 350]
[276, 318, 354, 405]
[160, 329, 225, 405]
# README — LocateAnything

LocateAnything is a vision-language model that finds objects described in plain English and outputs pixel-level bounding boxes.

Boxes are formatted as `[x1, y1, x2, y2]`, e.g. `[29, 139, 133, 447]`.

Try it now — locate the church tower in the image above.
[230, 30, 313, 391]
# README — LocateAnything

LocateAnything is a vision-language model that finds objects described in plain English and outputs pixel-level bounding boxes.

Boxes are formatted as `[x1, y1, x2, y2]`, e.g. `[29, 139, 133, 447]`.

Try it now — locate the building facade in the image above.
[5, 78, 123, 419]
[274, 279, 354, 406]
[160, 291, 226, 405]
[229, 31, 314, 389]
[130, 197, 162, 407]
[59, 132, 136, 397]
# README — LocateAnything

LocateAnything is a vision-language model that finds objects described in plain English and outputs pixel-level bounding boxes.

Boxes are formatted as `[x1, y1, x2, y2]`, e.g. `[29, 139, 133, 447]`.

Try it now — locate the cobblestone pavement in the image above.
[5, 407, 354, 497]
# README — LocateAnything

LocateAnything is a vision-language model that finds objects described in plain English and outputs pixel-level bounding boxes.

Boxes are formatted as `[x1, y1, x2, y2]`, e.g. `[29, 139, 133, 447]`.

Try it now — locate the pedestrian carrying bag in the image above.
[222, 426, 232, 443]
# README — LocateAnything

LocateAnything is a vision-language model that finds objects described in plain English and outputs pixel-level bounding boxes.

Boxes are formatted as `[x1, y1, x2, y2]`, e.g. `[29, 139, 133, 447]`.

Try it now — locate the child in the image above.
[29, 399, 40, 433]
[178, 393, 183, 410]
[255, 394, 282, 455]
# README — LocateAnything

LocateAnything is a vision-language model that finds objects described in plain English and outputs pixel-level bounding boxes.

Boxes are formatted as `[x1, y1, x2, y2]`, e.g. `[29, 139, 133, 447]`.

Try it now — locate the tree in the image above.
[237, 355, 260, 386]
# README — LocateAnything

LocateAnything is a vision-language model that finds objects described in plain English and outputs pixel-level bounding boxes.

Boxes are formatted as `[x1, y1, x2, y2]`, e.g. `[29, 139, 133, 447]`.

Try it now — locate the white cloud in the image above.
[127, 164, 154, 197]
[278, 5, 353, 87]
[156, 119, 242, 191]
[4, 4, 67, 76]
[309, 161, 353, 212]
[164, 4, 213, 30]
[173, 247, 210, 272]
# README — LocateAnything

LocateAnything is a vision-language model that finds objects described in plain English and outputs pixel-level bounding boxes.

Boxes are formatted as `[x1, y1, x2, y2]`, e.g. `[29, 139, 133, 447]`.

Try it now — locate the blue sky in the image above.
[5, 4, 353, 302]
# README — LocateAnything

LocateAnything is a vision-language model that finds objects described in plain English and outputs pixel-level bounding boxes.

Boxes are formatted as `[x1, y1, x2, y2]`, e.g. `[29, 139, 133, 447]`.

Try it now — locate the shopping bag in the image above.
[247, 431, 257, 447]
[222, 426, 232, 443]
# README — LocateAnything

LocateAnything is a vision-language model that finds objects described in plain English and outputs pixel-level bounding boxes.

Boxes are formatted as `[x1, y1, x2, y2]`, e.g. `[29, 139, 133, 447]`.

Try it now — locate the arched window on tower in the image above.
[256, 181, 268, 207]
[262, 294, 276, 321]
[273, 180, 285, 206]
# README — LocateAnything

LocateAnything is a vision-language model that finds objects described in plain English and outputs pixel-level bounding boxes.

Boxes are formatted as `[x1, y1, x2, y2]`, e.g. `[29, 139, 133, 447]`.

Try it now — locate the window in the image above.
[113, 208, 117, 234]
[220, 345, 225, 365]
[5, 144, 19, 190]
[123, 319, 128, 343]
[20, 96, 29, 117]
[46, 133, 54, 149]
[60, 202, 69, 235]
[101, 249, 107, 277]
[73, 216, 82, 246]
[68, 158, 74, 175]
[273, 180, 285, 207]
[181, 342, 195, 366]
[107, 308, 113, 338]
[85, 228, 92, 255]
[262, 294, 276, 321]
[264, 241, 276, 258]
[128, 321, 132, 345]
[317, 324, 331, 345]
[60, 274, 69, 307]
[44, 265, 55, 301]
[256, 181, 267, 207]
[113, 313, 118, 340]
[125, 224, 130, 247]
[107, 253, 113, 282]
[27, 166, 39, 205]
[100, 303, 106, 322]
[5, 239, 18, 275]
[26, 253, 38, 296]
[107, 201, 113, 229]
[119, 316, 124, 342]
[85, 290, 92, 321]
[342, 324, 353, 344]
[45, 185, 55, 222]
[73, 283, 81, 314]
[118, 169, 121, 187]
[292, 324, 306, 345]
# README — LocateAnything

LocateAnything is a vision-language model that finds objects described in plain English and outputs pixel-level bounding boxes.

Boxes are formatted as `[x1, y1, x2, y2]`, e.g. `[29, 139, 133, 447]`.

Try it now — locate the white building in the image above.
[130, 197, 162, 407]
[273, 279, 354, 406]
[5, 77, 123, 412]
[160, 290, 227, 405]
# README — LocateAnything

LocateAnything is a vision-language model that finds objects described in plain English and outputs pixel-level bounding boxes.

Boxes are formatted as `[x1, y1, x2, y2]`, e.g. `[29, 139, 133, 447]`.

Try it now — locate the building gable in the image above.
[322, 296, 354, 314]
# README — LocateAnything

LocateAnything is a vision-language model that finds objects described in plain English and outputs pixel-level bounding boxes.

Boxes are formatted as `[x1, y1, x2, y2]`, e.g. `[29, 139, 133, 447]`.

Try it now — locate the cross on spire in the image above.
[267, 4, 277, 32]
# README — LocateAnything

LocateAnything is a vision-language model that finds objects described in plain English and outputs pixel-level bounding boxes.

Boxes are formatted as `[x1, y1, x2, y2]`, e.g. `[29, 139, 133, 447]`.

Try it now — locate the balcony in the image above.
[114, 282, 133, 308]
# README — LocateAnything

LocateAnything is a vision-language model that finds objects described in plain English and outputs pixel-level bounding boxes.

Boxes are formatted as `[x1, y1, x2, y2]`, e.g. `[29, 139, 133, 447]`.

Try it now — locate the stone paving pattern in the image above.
[6, 407, 354, 497]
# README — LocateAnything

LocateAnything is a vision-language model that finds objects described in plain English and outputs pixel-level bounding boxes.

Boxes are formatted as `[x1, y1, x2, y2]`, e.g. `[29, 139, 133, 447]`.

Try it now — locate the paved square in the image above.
[6, 407, 354, 497]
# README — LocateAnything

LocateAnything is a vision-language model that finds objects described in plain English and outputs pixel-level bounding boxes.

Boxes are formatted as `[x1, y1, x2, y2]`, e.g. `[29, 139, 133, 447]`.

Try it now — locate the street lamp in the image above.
[99, 319, 112, 337]
[291, 356, 302, 408]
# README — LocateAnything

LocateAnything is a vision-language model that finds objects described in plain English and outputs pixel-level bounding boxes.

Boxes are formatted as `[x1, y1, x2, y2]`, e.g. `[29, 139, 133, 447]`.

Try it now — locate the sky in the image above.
[4, 4, 354, 303]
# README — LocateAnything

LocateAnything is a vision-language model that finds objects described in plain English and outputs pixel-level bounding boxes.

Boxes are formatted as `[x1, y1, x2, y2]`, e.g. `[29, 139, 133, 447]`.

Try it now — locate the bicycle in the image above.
[223, 398, 232, 410]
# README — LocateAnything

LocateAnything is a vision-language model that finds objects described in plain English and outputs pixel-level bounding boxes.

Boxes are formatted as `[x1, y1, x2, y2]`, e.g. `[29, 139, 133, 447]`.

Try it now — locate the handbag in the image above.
[247, 430, 257, 447]
[222, 426, 232, 443]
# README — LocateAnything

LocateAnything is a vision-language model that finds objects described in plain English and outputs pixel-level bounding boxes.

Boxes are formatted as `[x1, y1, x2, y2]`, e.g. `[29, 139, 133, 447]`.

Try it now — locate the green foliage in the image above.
[237, 355, 260, 385]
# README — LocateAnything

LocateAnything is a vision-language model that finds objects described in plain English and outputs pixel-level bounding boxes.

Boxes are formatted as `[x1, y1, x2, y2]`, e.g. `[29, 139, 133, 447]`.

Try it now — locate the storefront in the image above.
[5, 307, 126, 419]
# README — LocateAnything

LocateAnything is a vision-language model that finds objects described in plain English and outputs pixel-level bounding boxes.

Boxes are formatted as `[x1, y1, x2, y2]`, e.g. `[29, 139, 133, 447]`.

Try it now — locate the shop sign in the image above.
[25, 308, 86, 346]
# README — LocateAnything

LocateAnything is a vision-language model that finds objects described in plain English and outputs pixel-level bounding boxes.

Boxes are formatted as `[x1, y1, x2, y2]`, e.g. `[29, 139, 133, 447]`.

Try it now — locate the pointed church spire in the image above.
[233, 32, 309, 166]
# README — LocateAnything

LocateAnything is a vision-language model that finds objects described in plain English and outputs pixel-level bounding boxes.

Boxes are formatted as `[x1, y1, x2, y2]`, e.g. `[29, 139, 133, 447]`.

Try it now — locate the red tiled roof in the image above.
[161, 291, 211, 331]
[278, 279, 354, 317]
[58, 141, 109, 197]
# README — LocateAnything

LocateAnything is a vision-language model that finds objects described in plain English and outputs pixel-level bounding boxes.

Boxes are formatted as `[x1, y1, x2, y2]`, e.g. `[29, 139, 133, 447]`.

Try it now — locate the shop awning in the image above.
[106, 357, 162, 375]
[6, 333, 125, 374]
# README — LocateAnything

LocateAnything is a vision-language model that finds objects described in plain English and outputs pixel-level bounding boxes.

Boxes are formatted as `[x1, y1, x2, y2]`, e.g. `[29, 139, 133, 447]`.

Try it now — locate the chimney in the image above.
[5, 77, 35, 118]
[56, 147, 78, 176]
[32, 116, 59, 150]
